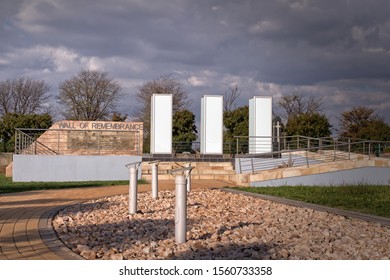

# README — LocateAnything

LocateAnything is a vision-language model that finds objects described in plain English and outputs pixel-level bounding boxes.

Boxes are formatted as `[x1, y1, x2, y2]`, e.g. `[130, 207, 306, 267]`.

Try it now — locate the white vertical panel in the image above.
[151, 94, 172, 154]
[249, 96, 273, 153]
[200, 95, 223, 154]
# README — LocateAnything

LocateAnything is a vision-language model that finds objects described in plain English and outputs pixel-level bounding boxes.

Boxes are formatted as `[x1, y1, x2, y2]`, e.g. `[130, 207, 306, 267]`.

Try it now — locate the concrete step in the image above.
[142, 173, 238, 183]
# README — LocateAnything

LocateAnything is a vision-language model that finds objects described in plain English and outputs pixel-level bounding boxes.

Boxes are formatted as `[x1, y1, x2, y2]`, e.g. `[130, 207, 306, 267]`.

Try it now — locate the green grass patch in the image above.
[0, 173, 147, 194]
[233, 185, 390, 218]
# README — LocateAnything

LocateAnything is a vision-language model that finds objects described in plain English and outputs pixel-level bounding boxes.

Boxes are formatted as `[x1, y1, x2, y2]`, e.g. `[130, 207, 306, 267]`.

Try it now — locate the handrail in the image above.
[14, 129, 58, 155]
[235, 135, 390, 174]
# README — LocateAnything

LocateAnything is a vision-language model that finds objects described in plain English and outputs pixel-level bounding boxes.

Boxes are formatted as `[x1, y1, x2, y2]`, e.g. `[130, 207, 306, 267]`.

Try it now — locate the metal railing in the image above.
[14, 128, 142, 156]
[235, 135, 390, 174]
[15, 129, 58, 155]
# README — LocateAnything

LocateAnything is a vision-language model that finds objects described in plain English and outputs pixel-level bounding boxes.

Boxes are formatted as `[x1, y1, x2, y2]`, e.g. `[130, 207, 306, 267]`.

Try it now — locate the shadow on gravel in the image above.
[53, 216, 284, 260]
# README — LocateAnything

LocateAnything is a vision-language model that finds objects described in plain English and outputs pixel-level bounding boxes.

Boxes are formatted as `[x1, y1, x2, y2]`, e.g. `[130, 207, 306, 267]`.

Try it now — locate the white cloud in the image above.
[249, 20, 279, 34]
[187, 76, 205, 87]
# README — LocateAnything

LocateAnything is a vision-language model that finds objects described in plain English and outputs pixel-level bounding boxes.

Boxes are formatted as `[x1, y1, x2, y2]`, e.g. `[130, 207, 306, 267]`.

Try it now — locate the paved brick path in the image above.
[0, 180, 231, 260]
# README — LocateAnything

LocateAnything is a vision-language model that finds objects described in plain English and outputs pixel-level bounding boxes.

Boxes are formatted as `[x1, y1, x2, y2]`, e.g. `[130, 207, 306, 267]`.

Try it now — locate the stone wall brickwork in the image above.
[31, 120, 143, 156]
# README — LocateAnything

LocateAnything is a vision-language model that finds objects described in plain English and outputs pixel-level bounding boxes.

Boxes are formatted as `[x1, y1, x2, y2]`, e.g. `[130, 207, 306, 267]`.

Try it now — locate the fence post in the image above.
[368, 142, 371, 160]
[236, 137, 239, 155]
[297, 136, 300, 149]
[251, 157, 255, 174]
[57, 130, 60, 155]
[348, 138, 351, 160]
[306, 148, 309, 167]
[98, 132, 101, 155]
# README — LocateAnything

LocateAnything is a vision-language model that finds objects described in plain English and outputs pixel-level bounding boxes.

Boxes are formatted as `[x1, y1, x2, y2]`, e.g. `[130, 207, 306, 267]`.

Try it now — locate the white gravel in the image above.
[52, 189, 390, 260]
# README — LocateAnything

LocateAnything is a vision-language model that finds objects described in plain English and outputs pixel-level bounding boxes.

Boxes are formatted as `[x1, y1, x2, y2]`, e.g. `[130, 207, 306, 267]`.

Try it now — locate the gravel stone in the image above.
[52, 189, 390, 260]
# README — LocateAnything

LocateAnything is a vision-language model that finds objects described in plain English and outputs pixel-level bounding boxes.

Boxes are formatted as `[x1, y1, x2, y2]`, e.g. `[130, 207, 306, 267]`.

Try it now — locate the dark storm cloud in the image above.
[0, 0, 389, 125]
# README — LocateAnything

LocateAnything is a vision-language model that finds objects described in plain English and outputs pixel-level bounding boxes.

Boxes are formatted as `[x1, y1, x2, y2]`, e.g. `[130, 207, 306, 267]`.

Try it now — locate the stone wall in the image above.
[0, 153, 12, 173]
[32, 120, 143, 156]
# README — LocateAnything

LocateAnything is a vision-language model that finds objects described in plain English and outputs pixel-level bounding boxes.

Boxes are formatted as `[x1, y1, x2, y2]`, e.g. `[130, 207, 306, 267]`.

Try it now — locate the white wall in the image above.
[12, 155, 142, 182]
[150, 94, 172, 154]
[200, 95, 223, 154]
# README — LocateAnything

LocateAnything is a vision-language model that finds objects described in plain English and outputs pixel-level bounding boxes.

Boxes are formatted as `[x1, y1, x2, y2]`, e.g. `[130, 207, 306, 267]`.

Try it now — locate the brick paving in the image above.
[0, 180, 231, 260]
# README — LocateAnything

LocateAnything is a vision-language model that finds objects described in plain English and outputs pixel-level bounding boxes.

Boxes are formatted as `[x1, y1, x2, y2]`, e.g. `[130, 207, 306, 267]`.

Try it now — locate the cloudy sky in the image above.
[1, 0, 390, 132]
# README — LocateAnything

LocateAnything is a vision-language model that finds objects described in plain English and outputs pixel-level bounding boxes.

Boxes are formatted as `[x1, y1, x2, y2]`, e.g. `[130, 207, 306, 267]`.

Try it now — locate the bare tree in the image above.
[223, 85, 241, 112]
[278, 94, 322, 121]
[58, 70, 121, 121]
[0, 77, 50, 116]
[132, 74, 191, 152]
[132, 74, 191, 131]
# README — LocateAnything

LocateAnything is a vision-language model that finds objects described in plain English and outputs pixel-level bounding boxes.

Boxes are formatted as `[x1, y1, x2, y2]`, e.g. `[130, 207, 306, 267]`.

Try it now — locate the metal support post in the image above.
[129, 166, 138, 214]
[126, 162, 142, 215]
[170, 166, 194, 244]
[175, 175, 187, 244]
[149, 160, 160, 199]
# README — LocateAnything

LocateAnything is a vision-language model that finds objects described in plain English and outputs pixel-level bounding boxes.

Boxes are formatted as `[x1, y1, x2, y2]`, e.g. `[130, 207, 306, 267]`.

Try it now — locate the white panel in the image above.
[200, 95, 223, 154]
[151, 94, 172, 154]
[249, 96, 272, 154]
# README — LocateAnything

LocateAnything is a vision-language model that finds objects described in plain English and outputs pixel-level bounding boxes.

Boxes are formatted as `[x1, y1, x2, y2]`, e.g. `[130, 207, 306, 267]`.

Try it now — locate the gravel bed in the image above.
[52, 189, 390, 260]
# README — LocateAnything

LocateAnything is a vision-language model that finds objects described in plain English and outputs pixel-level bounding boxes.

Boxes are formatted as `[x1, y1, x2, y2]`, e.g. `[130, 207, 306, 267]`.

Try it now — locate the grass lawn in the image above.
[233, 185, 390, 218]
[0, 173, 147, 194]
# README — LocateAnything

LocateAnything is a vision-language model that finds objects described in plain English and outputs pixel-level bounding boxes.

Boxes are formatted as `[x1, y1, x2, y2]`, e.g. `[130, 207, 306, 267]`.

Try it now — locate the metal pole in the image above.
[306, 148, 309, 167]
[368, 142, 371, 160]
[175, 175, 187, 244]
[151, 163, 158, 199]
[276, 121, 281, 153]
[129, 166, 138, 214]
[236, 137, 239, 155]
[186, 163, 191, 192]
[348, 138, 351, 160]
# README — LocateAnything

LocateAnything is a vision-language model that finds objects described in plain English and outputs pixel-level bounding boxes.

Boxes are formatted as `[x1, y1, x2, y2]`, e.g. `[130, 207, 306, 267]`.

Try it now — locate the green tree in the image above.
[172, 110, 197, 153]
[339, 106, 390, 141]
[223, 106, 249, 153]
[0, 113, 53, 152]
[224, 106, 249, 142]
[286, 113, 332, 138]
[58, 70, 121, 121]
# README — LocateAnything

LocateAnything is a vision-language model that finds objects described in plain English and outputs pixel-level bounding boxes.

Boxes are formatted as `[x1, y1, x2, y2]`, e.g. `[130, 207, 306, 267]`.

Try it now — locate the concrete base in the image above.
[12, 155, 142, 182]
